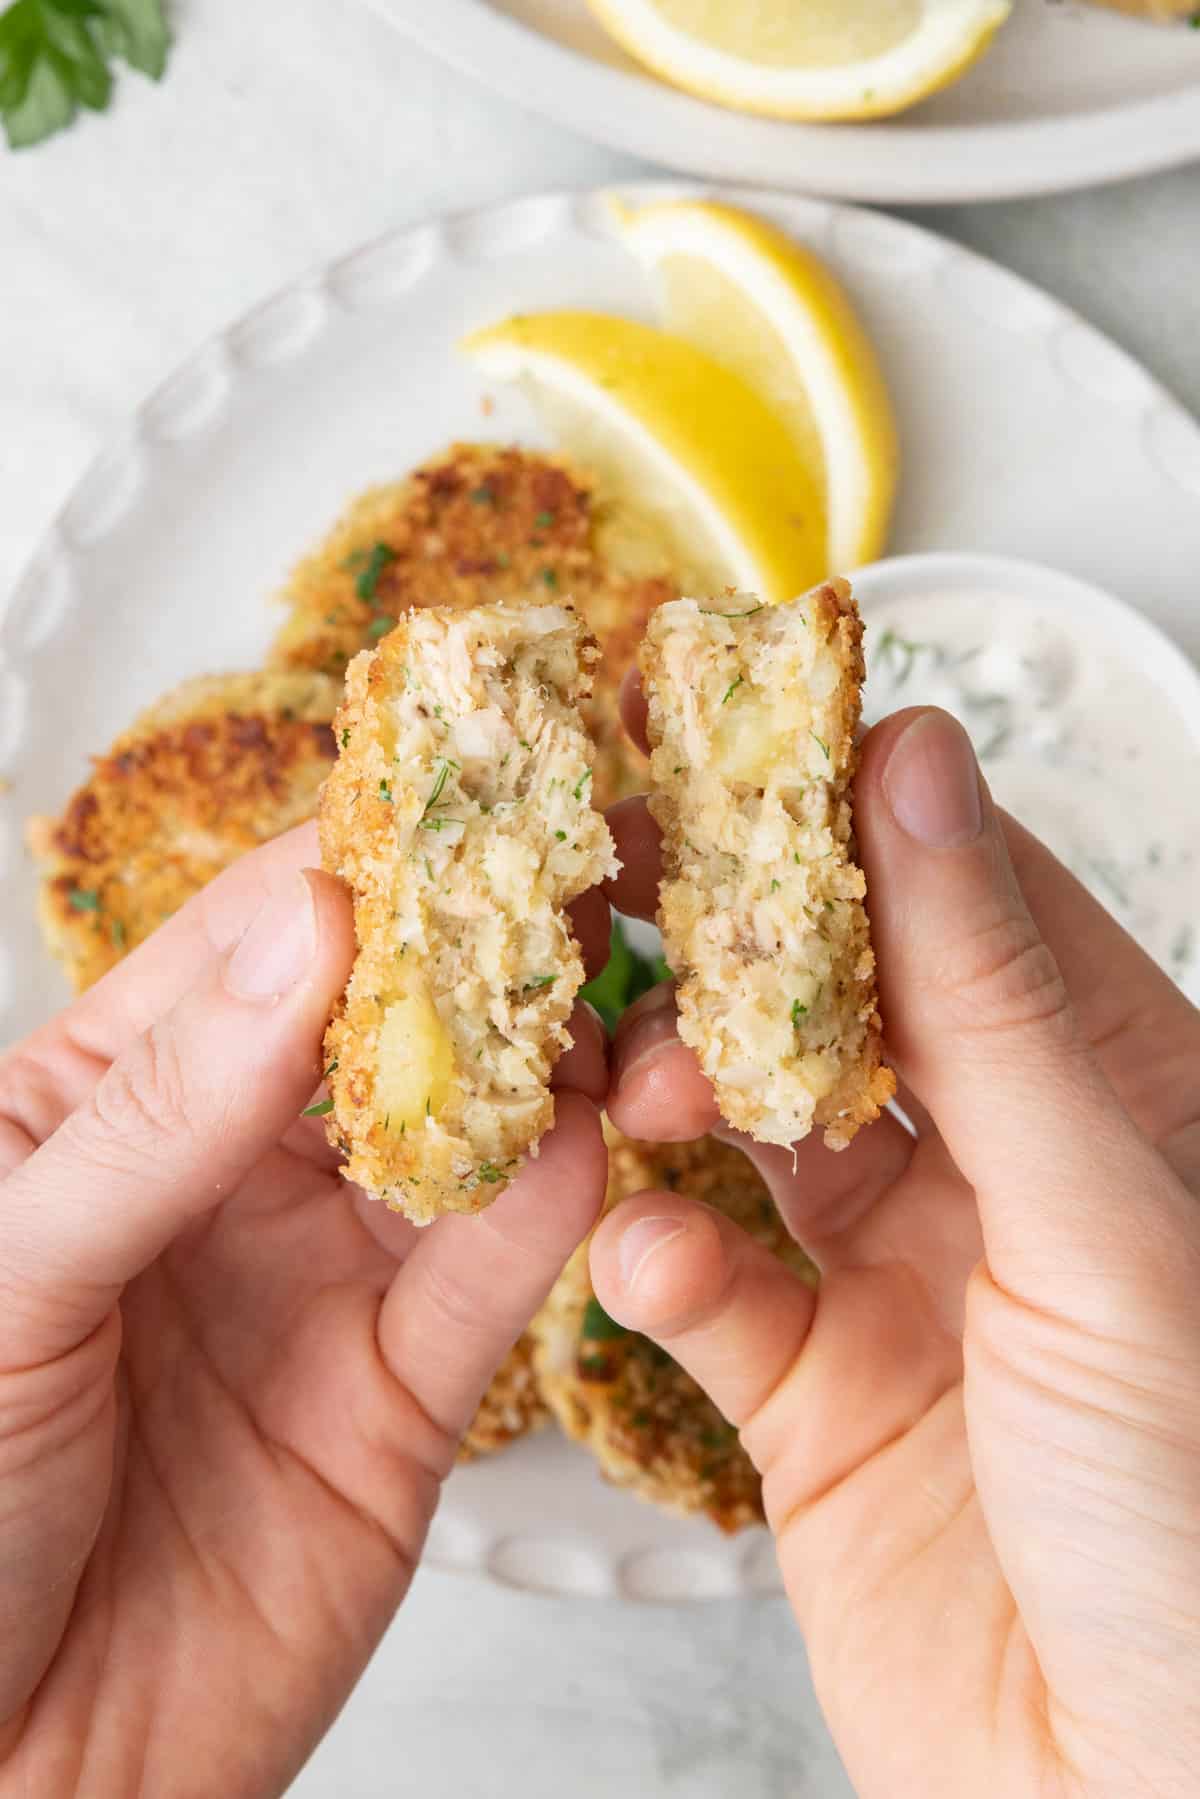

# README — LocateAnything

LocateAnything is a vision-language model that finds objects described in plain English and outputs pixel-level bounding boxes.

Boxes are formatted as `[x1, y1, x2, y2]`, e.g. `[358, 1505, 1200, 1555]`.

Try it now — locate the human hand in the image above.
[594, 694, 1200, 1798]
[0, 823, 610, 1796]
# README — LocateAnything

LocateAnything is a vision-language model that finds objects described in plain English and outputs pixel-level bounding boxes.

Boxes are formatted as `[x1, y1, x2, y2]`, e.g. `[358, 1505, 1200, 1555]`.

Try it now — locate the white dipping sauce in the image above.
[862, 587, 1200, 989]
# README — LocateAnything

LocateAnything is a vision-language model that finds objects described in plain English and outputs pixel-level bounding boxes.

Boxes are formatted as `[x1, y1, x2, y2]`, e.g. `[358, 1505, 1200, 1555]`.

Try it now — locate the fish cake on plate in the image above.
[270, 441, 675, 807]
[30, 671, 340, 993]
[459, 1332, 549, 1462]
[531, 1131, 815, 1531]
[640, 581, 894, 1151]
[319, 600, 617, 1224]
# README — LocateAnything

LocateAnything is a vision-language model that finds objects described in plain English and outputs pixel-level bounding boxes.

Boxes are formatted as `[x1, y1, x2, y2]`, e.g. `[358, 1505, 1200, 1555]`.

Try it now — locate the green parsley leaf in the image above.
[366, 615, 393, 640]
[581, 1296, 628, 1342]
[355, 542, 396, 604]
[476, 1161, 504, 1184]
[554, 829, 567, 842]
[791, 998, 807, 1026]
[721, 675, 744, 705]
[68, 887, 101, 912]
[322, 1058, 339, 1079]
[700, 603, 763, 618]
[340, 728, 351, 748]
[572, 767, 592, 801]
[523, 973, 557, 992]
[579, 918, 672, 1033]
[0, 0, 169, 150]
[378, 779, 393, 803]
[302, 1098, 334, 1118]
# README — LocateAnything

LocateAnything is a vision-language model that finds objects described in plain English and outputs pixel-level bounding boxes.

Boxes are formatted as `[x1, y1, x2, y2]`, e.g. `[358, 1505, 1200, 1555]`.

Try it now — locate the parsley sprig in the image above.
[0, 0, 169, 150]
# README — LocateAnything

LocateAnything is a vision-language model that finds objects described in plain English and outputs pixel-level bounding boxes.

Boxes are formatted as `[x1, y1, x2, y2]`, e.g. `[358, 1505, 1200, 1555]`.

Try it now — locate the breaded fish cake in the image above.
[30, 671, 340, 993]
[270, 442, 675, 807]
[531, 1132, 815, 1531]
[640, 582, 894, 1150]
[320, 601, 618, 1223]
[459, 1332, 549, 1462]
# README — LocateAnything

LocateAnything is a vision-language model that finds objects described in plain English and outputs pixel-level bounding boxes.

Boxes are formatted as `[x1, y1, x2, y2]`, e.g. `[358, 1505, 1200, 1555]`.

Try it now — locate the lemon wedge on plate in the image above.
[587, 0, 1011, 121]
[612, 197, 898, 571]
[461, 311, 826, 603]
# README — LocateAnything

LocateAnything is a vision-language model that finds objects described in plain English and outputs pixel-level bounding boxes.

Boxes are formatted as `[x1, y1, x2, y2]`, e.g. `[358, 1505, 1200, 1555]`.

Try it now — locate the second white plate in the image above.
[3, 183, 1200, 1598]
[383, 0, 1200, 203]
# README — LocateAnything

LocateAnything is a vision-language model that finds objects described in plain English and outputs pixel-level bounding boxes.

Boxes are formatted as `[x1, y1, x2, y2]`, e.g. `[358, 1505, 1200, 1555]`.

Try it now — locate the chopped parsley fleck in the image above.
[355, 542, 396, 603]
[794, 852, 802, 865]
[700, 603, 763, 618]
[524, 974, 557, 991]
[810, 731, 830, 761]
[68, 888, 101, 912]
[518, 739, 532, 751]
[721, 675, 744, 705]
[770, 880, 780, 893]
[302, 1098, 334, 1118]
[573, 767, 592, 800]
[419, 815, 461, 832]
[378, 779, 393, 803]
[476, 1162, 504, 1183]
[367, 615, 393, 639]
[540, 567, 559, 589]
[323, 1058, 339, 1079]
[340, 728, 351, 748]
[110, 918, 126, 948]
[791, 999, 807, 1026]
[555, 829, 567, 842]
[581, 1296, 627, 1341]
[422, 756, 460, 814]
[534, 509, 555, 528]
[469, 484, 496, 505]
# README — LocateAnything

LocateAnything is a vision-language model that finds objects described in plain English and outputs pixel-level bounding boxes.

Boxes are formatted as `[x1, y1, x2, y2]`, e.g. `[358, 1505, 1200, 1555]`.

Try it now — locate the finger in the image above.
[857, 708, 1199, 1321]
[618, 664, 650, 757]
[377, 1091, 606, 1438]
[551, 1000, 609, 1105]
[606, 984, 719, 1141]
[0, 822, 327, 1157]
[0, 869, 356, 1365]
[589, 1190, 956, 1534]
[567, 884, 612, 982]
[1003, 813, 1200, 1145]
[601, 796, 661, 921]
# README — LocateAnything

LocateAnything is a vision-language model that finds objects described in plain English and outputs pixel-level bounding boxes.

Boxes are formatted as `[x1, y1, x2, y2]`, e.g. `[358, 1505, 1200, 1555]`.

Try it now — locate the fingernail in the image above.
[618, 1214, 686, 1292]
[225, 872, 318, 1001]
[883, 711, 984, 850]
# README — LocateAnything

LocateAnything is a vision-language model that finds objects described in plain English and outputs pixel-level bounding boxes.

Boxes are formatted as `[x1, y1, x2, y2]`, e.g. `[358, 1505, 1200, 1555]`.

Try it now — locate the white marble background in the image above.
[2, 4, 1197, 1793]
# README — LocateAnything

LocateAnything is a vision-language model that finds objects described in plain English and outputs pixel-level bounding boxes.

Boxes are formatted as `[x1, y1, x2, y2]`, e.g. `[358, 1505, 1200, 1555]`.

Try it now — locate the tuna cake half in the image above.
[640, 582, 894, 1151]
[30, 670, 340, 994]
[319, 601, 618, 1223]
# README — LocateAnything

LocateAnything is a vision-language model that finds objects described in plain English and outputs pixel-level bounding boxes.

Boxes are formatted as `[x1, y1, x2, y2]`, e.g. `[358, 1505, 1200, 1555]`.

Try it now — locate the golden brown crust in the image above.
[530, 1131, 816, 1532]
[31, 671, 340, 992]
[270, 442, 676, 808]
[459, 1333, 550, 1462]
[640, 582, 894, 1151]
[319, 601, 617, 1223]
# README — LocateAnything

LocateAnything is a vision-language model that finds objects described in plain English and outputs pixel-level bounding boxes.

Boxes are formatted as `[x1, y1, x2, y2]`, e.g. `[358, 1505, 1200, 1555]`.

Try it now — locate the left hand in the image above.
[0, 822, 610, 1797]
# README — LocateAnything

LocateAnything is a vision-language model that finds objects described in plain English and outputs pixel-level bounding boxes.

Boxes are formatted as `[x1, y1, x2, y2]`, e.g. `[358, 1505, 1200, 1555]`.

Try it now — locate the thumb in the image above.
[857, 707, 1197, 1320]
[0, 868, 354, 1364]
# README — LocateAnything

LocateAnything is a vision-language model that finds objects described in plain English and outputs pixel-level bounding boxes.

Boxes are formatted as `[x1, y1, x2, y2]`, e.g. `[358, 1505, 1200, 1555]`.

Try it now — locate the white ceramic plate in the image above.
[3, 182, 1200, 1600]
[380, 0, 1200, 203]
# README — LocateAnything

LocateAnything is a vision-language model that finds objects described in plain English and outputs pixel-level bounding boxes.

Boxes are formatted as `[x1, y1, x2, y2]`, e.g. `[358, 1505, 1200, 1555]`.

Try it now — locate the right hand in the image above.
[594, 701, 1200, 1798]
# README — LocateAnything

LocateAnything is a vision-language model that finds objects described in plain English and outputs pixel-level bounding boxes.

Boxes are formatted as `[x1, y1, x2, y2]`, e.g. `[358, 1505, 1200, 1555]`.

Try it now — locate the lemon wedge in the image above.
[461, 311, 826, 603]
[612, 197, 898, 571]
[587, 0, 1011, 121]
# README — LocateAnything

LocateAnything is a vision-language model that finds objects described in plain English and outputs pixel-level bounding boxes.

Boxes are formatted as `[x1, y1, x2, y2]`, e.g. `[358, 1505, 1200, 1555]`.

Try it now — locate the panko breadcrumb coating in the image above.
[270, 442, 676, 807]
[531, 1131, 815, 1531]
[459, 1332, 549, 1462]
[30, 671, 340, 993]
[319, 601, 618, 1224]
[640, 582, 894, 1150]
